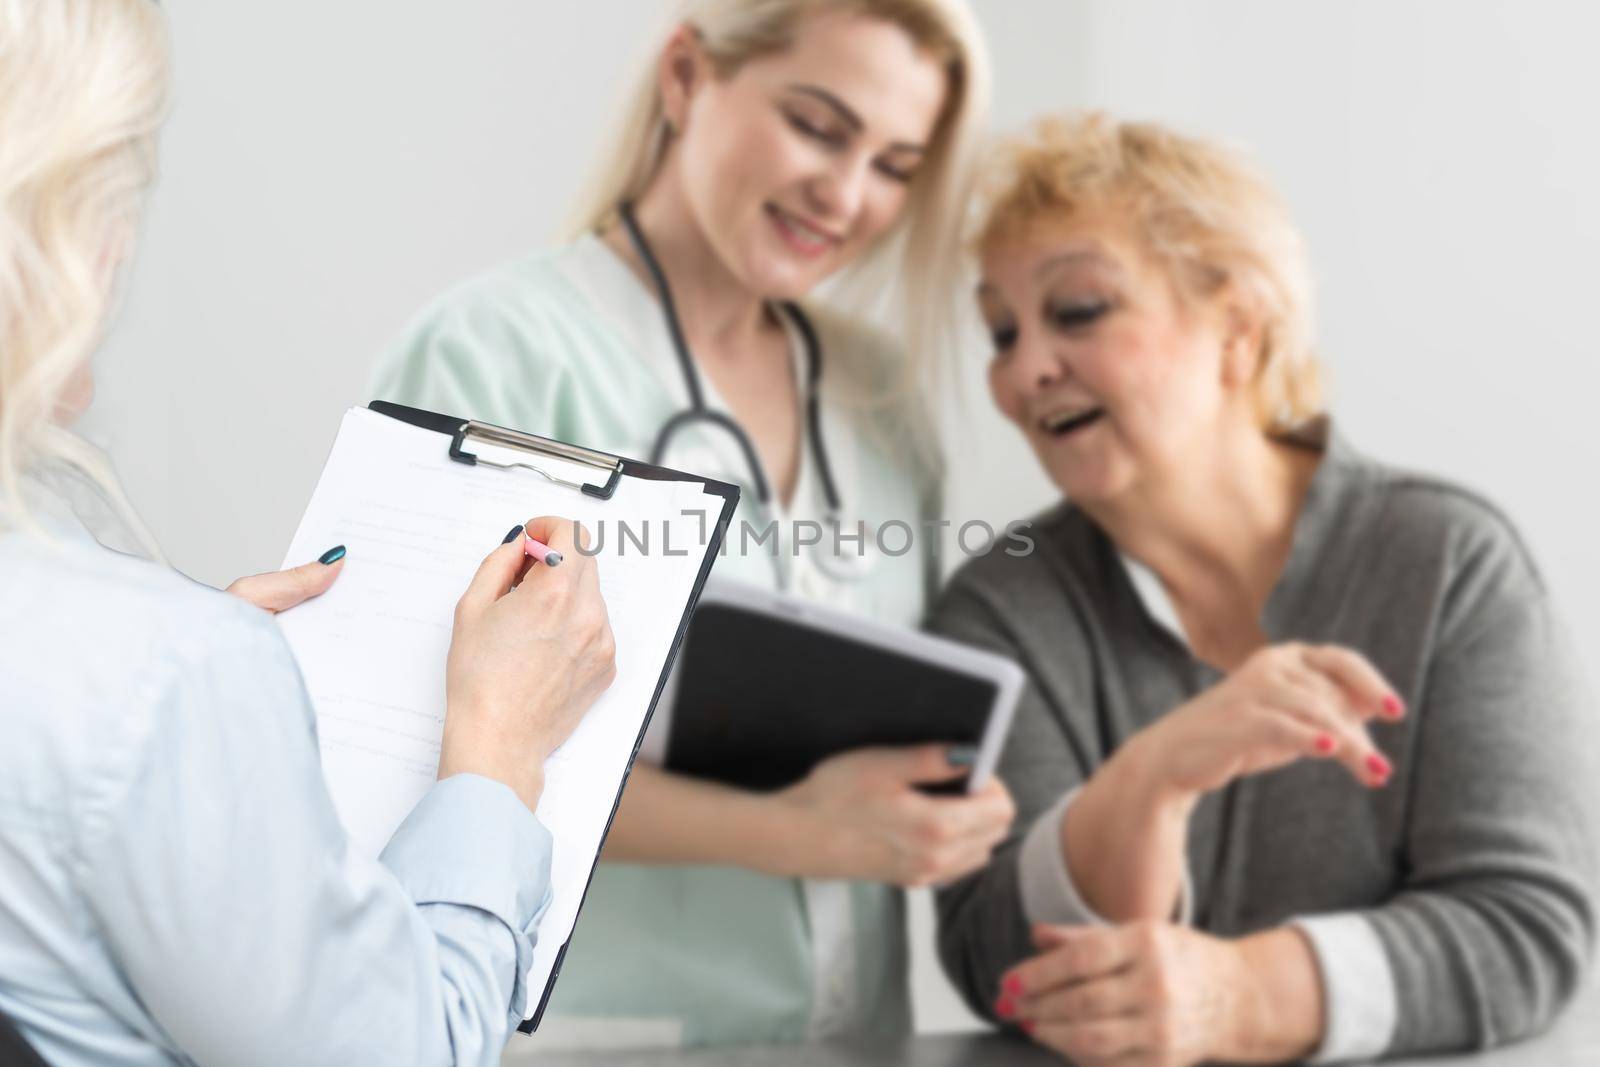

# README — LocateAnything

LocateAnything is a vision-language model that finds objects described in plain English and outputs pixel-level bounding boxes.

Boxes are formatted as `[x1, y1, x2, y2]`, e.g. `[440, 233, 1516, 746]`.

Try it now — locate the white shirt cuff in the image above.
[1016, 787, 1193, 927]
[1292, 912, 1399, 1063]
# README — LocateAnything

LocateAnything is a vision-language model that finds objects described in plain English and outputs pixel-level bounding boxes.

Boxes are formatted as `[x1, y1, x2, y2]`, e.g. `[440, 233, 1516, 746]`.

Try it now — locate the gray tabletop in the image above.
[515, 998, 1600, 1067]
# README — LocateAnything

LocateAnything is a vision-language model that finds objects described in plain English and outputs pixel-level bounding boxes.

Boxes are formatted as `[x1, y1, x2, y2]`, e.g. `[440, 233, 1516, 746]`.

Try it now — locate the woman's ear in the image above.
[55, 362, 95, 424]
[1217, 292, 1266, 392]
[658, 24, 706, 134]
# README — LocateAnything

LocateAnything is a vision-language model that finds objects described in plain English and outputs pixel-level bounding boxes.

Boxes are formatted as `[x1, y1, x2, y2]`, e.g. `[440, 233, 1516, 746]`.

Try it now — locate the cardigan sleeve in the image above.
[1354, 502, 1599, 1056]
[925, 569, 1096, 1023]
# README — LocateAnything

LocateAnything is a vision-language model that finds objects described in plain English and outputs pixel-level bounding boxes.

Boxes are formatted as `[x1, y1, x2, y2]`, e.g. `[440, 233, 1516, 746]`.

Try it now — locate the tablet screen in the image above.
[664, 602, 998, 792]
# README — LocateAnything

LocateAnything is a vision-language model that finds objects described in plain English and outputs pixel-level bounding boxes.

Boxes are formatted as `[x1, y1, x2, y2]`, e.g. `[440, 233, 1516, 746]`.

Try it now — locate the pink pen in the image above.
[524, 534, 563, 567]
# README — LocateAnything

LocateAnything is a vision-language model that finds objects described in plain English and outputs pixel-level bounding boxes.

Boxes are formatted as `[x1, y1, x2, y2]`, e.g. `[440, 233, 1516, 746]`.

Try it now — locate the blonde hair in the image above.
[976, 112, 1325, 432]
[566, 0, 991, 403]
[0, 0, 169, 548]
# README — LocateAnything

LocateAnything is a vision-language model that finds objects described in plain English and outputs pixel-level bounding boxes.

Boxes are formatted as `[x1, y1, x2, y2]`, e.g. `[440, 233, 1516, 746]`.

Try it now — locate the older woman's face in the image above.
[669, 11, 947, 299]
[978, 219, 1237, 503]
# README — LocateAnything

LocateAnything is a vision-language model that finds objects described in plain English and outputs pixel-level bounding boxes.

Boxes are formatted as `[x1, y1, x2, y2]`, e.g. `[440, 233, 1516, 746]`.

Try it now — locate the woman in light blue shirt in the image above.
[0, 5, 615, 1065]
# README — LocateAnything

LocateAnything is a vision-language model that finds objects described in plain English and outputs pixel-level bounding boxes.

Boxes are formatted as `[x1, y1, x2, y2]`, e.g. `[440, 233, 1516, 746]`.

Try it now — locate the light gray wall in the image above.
[85, 0, 1599, 1040]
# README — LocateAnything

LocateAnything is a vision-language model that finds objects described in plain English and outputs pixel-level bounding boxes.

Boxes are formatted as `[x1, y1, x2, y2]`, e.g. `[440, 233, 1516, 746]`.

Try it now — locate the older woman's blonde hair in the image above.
[0, 0, 168, 547]
[567, 0, 991, 403]
[976, 112, 1325, 433]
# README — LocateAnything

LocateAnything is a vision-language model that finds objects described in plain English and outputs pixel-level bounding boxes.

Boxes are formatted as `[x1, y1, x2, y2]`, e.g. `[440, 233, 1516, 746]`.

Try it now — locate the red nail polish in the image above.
[1382, 694, 1405, 719]
[1366, 753, 1392, 780]
[995, 996, 1015, 1019]
[1314, 733, 1336, 755]
[1003, 973, 1024, 997]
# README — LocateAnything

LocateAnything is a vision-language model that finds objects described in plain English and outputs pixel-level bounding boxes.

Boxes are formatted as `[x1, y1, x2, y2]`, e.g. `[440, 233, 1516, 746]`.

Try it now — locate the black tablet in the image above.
[651, 580, 1025, 793]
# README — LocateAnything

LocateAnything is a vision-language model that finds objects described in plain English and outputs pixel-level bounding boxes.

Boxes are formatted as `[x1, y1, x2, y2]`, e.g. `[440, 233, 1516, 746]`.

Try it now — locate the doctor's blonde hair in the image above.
[0, 0, 168, 546]
[567, 0, 991, 403]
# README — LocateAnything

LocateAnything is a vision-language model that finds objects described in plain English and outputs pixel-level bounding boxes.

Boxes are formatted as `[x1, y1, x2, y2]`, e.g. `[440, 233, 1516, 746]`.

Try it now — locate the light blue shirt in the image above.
[0, 493, 554, 1066]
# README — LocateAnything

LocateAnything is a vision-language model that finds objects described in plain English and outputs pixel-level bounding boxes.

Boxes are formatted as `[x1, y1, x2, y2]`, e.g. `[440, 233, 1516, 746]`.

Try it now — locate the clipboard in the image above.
[276, 401, 739, 1032]
[0, 1008, 48, 1067]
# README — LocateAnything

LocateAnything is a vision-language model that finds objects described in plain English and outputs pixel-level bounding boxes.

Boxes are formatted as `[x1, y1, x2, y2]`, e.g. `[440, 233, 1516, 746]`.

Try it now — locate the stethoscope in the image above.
[619, 201, 877, 583]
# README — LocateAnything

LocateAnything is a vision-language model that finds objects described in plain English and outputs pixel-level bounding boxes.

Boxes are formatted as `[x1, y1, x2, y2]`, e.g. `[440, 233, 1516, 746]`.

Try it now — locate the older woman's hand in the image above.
[225, 545, 345, 613]
[1133, 642, 1405, 802]
[996, 921, 1323, 1066]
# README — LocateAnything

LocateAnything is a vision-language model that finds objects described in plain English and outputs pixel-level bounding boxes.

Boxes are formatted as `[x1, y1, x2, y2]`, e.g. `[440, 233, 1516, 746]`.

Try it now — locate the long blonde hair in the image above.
[566, 0, 990, 405]
[0, 0, 169, 549]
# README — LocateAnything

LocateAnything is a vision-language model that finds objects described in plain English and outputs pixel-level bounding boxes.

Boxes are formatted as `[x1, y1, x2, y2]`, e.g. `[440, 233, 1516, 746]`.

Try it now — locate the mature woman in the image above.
[0, 5, 616, 1065]
[371, 0, 1013, 1048]
[931, 113, 1598, 1065]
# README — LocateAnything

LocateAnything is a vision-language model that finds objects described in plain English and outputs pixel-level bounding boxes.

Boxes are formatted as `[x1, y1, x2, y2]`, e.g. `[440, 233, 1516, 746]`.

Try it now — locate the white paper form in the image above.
[276, 407, 723, 1019]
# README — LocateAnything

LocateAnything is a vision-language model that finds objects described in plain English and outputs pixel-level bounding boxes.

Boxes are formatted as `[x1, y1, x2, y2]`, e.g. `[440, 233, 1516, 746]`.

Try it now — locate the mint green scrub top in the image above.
[369, 236, 943, 1050]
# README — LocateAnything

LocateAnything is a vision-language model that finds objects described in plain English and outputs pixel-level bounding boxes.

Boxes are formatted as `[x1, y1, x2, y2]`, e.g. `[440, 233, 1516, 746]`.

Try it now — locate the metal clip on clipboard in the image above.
[448, 419, 625, 500]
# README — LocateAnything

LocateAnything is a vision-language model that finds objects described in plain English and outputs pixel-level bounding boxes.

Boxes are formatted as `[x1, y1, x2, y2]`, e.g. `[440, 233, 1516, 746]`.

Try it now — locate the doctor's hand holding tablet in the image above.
[652, 580, 1023, 889]
[773, 745, 1016, 887]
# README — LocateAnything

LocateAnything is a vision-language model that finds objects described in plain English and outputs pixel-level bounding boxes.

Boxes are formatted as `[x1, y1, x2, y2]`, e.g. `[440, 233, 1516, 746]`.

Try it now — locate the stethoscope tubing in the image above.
[620, 201, 843, 516]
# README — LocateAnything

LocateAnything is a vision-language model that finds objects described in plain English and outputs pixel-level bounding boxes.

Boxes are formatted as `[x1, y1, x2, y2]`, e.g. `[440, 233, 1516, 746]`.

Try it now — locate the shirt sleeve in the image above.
[1292, 913, 1400, 1063]
[1017, 788, 1193, 928]
[72, 603, 552, 1067]
[366, 278, 573, 438]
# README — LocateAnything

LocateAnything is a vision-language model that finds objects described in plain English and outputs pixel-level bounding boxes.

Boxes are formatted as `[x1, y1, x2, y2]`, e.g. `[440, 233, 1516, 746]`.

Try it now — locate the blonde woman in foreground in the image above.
[0, 4, 617, 1064]
[373, 0, 1013, 1048]
[931, 113, 1598, 1065]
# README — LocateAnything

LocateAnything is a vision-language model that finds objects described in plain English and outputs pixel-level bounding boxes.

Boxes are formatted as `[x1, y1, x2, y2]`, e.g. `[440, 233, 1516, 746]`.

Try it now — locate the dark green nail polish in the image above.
[318, 545, 346, 565]
[502, 524, 524, 545]
[947, 744, 978, 768]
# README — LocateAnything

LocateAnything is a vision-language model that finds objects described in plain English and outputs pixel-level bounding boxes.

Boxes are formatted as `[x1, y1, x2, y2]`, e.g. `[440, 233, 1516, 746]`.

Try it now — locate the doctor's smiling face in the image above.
[658, 9, 950, 299]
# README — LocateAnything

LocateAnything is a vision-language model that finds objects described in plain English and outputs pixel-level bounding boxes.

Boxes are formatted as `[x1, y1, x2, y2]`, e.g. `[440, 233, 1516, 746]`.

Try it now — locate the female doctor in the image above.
[370, 0, 1014, 1048]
